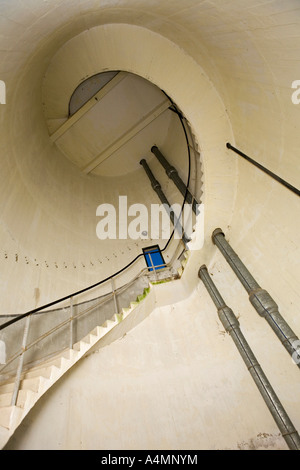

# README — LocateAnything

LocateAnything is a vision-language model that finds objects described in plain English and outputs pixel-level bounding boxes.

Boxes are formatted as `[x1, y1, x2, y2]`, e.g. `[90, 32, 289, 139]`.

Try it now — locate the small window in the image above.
[143, 245, 166, 272]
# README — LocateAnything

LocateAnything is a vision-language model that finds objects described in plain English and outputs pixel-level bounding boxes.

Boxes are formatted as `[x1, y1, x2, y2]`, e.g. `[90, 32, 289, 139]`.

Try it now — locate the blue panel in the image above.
[144, 247, 165, 271]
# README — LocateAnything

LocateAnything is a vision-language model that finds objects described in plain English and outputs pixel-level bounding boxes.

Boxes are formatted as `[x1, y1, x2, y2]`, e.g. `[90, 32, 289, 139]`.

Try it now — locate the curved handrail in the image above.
[0, 262, 174, 375]
[0, 99, 193, 332]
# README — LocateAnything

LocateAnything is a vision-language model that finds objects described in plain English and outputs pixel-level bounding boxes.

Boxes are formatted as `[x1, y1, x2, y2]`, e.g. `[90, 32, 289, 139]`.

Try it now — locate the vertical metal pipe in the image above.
[148, 251, 158, 280]
[198, 265, 300, 450]
[69, 296, 74, 349]
[151, 145, 199, 214]
[140, 158, 190, 245]
[11, 315, 31, 406]
[212, 228, 300, 367]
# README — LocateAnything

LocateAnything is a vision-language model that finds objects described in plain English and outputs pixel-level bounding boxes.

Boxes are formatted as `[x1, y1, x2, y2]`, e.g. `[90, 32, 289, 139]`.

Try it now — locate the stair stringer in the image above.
[0, 282, 157, 450]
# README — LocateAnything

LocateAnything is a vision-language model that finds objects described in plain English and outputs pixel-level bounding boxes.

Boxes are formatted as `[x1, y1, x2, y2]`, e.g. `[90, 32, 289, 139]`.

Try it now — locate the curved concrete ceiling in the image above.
[1, 1, 297, 189]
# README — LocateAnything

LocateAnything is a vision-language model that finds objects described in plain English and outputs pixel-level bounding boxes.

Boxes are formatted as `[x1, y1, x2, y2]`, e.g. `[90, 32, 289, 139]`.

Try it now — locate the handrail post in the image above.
[111, 278, 119, 315]
[152, 258, 158, 281]
[147, 251, 158, 281]
[11, 314, 31, 406]
[69, 296, 74, 349]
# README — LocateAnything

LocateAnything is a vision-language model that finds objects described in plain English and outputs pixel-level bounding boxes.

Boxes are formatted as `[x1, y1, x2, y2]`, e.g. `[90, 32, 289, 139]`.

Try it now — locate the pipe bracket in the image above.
[218, 306, 240, 333]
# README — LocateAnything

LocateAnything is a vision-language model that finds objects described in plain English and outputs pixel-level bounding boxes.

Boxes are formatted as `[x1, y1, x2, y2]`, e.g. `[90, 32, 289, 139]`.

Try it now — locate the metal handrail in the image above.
[0, 252, 144, 331]
[0, 261, 176, 377]
[0, 231, 187, 333]
[226, 142, 300, 197]
[0, 252, 183, 405]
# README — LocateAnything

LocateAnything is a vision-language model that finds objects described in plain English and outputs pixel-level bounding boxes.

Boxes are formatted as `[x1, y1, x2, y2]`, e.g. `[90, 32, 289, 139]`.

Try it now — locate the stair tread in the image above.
[18, 348, 72, 375]
[0, 375, 44, 394]
[0, 389, 37, 408]
[0, 405, 23, 430]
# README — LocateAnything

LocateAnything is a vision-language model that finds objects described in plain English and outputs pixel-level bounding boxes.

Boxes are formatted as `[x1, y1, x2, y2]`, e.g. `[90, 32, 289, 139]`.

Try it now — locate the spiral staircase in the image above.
[0, 249, 191, 449]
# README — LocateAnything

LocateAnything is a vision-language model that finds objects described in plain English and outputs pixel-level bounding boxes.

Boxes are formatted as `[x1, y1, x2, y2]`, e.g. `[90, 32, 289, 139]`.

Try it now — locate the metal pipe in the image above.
[226, 143, 300, 197]
[212, 228, 300, 367]
[69, 296, 74, 349]
[147, 250, 158, 280]
[140, 158, 190, 245]
[151, 146, 199, 214]
[198, 265, 300, 450]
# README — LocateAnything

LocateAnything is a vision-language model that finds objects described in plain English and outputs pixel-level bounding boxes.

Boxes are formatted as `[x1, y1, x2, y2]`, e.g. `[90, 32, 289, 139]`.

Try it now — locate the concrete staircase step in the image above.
[0, 389, 37, 408]
[0, 406, 23, 430]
